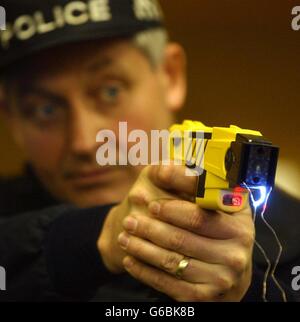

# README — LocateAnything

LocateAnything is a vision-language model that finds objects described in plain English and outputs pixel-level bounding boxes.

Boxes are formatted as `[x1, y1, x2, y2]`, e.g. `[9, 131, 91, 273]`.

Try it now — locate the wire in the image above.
[260, 188, 287, 302]
[243, 183, 287, 302]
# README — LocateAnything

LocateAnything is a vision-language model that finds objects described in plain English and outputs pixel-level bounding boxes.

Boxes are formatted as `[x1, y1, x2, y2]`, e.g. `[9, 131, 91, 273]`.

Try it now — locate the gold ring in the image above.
[175, 257, 190, 279]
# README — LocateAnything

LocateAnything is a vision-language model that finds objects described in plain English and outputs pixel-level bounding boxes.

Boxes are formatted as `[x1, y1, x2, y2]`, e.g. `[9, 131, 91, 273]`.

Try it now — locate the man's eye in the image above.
[37, 105, 56, 117]
[33, 104, 59, 121]
[23, 104, 63, 124]
[100, 85, 122, 104]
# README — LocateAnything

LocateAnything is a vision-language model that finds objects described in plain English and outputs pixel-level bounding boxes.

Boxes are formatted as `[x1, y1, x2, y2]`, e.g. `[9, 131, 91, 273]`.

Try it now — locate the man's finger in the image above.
[148, 199, 251, 240]
[122, 256, 220, 302]
[118, 231, 234, 286]
[148, 164, 198, 197]
[121, 213, 245, 267]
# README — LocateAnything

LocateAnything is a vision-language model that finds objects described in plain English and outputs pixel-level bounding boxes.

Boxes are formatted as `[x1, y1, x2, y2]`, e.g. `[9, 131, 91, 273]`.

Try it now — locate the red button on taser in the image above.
[234, 186, 246, 193]
[223, 194, 243, 206]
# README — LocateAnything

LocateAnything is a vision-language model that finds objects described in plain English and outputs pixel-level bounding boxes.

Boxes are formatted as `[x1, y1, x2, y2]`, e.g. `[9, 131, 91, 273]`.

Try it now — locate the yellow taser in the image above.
[169, 120, 279, 213]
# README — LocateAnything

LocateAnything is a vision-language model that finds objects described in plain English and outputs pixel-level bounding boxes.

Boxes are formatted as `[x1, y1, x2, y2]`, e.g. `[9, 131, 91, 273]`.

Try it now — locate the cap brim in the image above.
[0, 20, 161, 71]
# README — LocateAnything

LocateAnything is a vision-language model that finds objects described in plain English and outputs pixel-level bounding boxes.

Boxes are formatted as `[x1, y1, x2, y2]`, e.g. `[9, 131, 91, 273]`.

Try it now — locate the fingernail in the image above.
[123, 216, 138, 233]
[149, 201, 160, 215]
[123, 256, 134, 269]
[118, 232, 130, 249]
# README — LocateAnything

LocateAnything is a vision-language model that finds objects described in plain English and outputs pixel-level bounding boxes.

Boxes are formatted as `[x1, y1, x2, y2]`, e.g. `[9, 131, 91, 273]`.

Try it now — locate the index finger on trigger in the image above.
[148, 163, 198, 197]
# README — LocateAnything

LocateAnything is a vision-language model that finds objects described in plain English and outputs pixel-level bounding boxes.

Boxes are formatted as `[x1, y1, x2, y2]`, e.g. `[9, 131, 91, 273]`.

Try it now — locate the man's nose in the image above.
[67, 96, 107, 157]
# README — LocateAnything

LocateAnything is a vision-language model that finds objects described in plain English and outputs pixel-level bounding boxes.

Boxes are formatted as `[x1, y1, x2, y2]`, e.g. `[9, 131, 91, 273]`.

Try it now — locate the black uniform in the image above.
[0, 166, 299, 302]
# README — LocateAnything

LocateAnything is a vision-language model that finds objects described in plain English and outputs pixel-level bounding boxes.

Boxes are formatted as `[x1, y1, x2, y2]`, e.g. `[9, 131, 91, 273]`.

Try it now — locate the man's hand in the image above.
[120, 198, 254, 301]
[97, 164, 181, 274]
[98, 164, 254, 301]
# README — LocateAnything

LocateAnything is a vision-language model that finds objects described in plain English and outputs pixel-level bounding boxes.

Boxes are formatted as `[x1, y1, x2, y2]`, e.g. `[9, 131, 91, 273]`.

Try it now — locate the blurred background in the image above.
[0, 0, 299, 197]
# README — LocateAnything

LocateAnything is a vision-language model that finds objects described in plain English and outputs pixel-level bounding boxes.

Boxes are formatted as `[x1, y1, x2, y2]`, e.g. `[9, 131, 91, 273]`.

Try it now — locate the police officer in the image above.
[0, 0, 298, 302]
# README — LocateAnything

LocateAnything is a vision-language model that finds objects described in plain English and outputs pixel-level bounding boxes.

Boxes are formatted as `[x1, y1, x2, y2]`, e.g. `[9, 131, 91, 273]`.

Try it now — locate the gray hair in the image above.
[132, 27, 169, 67]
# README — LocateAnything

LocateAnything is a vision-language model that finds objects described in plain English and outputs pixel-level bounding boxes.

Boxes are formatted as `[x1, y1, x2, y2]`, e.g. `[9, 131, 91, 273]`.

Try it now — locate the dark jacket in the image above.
[0, 167, 299, 302]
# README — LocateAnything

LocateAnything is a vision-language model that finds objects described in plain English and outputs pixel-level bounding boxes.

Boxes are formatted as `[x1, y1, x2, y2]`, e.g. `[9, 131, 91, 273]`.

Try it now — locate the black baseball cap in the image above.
[0, 0, 164, 70]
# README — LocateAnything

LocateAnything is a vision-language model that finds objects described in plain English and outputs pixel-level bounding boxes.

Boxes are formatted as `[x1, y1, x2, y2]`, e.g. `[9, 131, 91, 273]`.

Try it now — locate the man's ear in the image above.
[160, 43, 187, 112]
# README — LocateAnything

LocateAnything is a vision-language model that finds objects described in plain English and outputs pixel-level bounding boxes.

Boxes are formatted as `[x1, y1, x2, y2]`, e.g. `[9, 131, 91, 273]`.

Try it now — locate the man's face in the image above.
[5, 38, 186, 207]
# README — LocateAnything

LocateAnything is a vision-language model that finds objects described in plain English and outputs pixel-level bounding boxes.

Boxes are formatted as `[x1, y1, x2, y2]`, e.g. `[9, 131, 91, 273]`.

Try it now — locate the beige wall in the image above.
[0, 1, 299, 194]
